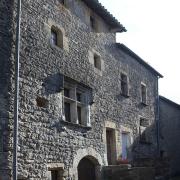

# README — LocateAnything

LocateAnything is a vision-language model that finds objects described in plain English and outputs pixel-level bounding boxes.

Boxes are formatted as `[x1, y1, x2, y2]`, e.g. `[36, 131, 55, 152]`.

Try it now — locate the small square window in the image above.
[141, 84, 147, 104]
[94, 54, 101, 70]
[121, 73, 129, 96]
[140, 118, 149, 127]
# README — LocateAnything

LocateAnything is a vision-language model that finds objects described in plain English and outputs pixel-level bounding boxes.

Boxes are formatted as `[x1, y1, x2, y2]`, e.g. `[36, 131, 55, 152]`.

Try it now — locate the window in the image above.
[139, 118, 150, 144]
[141, 83, 147, 104]
[140, 118, 149, 127]
[48, 169, 63, 180]
[94, 54, 101, 70]
[121, 73, 129, 96]
[51, 29, 58, 46]
[47, 163, 64, 180]
[90, 16, 96, 30]
[62, 0, 65, 5]
[63, 79, 91, 126]
[51, 26, 63, 49]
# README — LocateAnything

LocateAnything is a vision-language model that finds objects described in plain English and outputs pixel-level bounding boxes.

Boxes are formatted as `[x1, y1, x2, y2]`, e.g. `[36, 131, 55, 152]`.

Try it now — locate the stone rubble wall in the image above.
[0, 0, 159, 179]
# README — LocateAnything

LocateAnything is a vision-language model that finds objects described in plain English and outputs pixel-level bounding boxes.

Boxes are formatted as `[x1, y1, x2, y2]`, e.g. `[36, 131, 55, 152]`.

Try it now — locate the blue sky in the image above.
[99, 0, 180, 103]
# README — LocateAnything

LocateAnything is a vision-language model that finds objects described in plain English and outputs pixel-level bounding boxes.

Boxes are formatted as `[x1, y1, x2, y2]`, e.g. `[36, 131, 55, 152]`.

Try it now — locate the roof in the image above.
[159, 96, 180, 109]
[116, 43, 163, 78]
[82, 0, 126, 32]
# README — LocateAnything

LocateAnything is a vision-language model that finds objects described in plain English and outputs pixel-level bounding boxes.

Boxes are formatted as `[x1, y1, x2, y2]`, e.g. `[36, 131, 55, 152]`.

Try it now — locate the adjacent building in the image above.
[159, 96, 180, 177]
[0, 0, 163, 179]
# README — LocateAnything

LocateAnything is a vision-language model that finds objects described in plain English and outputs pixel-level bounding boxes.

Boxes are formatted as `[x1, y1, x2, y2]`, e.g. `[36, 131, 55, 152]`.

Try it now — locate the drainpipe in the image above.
[13, 0, 22, 179]
[156, 76, 160, 157]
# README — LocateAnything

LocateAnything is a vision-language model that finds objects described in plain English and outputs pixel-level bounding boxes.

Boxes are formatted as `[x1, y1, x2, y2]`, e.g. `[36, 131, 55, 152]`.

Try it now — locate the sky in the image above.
[99, 0, 180, 104]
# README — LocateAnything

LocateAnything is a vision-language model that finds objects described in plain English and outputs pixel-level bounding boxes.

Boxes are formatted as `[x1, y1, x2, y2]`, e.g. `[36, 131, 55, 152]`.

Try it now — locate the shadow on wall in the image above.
[129, 122, 158, 162]
[0, 0, 15, 179]
[159, 97, 180, 177]
[42, 73, 64, 95]
[124, 122, 170, 178]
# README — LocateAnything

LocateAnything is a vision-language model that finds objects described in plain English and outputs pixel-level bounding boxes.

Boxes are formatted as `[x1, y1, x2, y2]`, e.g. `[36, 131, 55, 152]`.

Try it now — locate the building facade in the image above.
[159, 96, 180, 177]
[0, 0, 163, 179]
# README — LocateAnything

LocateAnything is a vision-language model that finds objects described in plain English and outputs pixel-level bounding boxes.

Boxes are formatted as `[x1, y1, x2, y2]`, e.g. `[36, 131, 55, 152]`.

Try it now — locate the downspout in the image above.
[156, 76, 160, 157]
[13, 0, 22, 179]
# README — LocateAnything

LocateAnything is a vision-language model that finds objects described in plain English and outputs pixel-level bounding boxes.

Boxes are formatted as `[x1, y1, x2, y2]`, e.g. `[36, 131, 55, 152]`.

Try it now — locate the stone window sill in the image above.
[50, 42, 63, 51]
[141, 102, 148, 106]
[60, 120, 92, 130]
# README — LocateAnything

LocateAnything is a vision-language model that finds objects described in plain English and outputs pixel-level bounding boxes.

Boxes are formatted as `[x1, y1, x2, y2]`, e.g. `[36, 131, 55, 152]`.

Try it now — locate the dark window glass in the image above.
[76, 92, 81, 102]
[64, 102, 71, 122]
[121, 74, 128, 96]
[51, 170, 58, 180]
[94, 54, 101, 70]
[90, 16, 95, 29]
[51, 29, 58, 46]
[77, 106, 82, 124]
[140, 118, 149, 127]
[64, 88, 70, 98]
[141, 84, 147, 104]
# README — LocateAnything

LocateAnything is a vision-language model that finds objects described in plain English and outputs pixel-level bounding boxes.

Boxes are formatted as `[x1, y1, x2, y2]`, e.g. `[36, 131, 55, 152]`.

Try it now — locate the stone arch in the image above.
[70, 148, 103, 180]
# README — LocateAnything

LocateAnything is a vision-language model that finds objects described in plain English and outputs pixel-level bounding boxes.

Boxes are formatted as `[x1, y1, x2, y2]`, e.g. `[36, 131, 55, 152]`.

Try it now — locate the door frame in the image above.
[103, 121, 118, 165]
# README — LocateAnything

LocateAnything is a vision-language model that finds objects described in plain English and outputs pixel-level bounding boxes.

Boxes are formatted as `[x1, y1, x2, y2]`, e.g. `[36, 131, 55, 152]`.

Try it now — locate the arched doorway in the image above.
[78, 157, 96, 180]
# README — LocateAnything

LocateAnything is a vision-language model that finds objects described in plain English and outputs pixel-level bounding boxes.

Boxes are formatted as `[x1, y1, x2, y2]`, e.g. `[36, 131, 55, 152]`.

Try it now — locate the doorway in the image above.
[106, 128, 116, 165]
[78, 157, 96, 180]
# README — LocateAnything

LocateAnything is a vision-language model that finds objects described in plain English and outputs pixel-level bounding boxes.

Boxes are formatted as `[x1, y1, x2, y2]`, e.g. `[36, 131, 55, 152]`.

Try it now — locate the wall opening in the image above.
[106, 128, 116, 165]
[78, 157, 96, 180]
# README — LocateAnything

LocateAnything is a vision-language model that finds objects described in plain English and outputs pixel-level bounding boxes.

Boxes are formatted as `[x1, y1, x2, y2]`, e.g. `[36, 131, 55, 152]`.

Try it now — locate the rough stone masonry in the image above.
[0, 0, 163, 179]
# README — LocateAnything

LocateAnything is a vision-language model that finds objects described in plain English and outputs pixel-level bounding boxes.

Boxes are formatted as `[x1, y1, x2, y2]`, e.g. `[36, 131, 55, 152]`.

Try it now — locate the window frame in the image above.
[90, 15, 97, 31]
[141, 83, 147, 105]
[93, 53, 101, 70]
[50, 26, 64, 49]
[47, 163, 64, 180]
[120, 73, 129, 97]
[62, 79, 91, 127]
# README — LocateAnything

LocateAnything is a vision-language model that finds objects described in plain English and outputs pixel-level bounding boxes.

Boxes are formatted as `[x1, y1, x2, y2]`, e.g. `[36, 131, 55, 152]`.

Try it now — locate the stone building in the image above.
[0, 0, 163, 179]
[159, 96, 180, 177]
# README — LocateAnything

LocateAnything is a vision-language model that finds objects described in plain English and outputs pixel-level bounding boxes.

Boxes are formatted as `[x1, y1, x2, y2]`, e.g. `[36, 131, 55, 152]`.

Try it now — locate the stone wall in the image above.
[1, 0, 160, 179]
[159, 96, 180, 176]
[0, 0, 16, 179]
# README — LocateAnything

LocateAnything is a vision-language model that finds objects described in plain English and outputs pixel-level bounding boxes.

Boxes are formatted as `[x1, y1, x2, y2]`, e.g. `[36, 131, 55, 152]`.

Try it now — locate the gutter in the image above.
[156, 76, 160, 157]
[13, 0, 22, 179]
